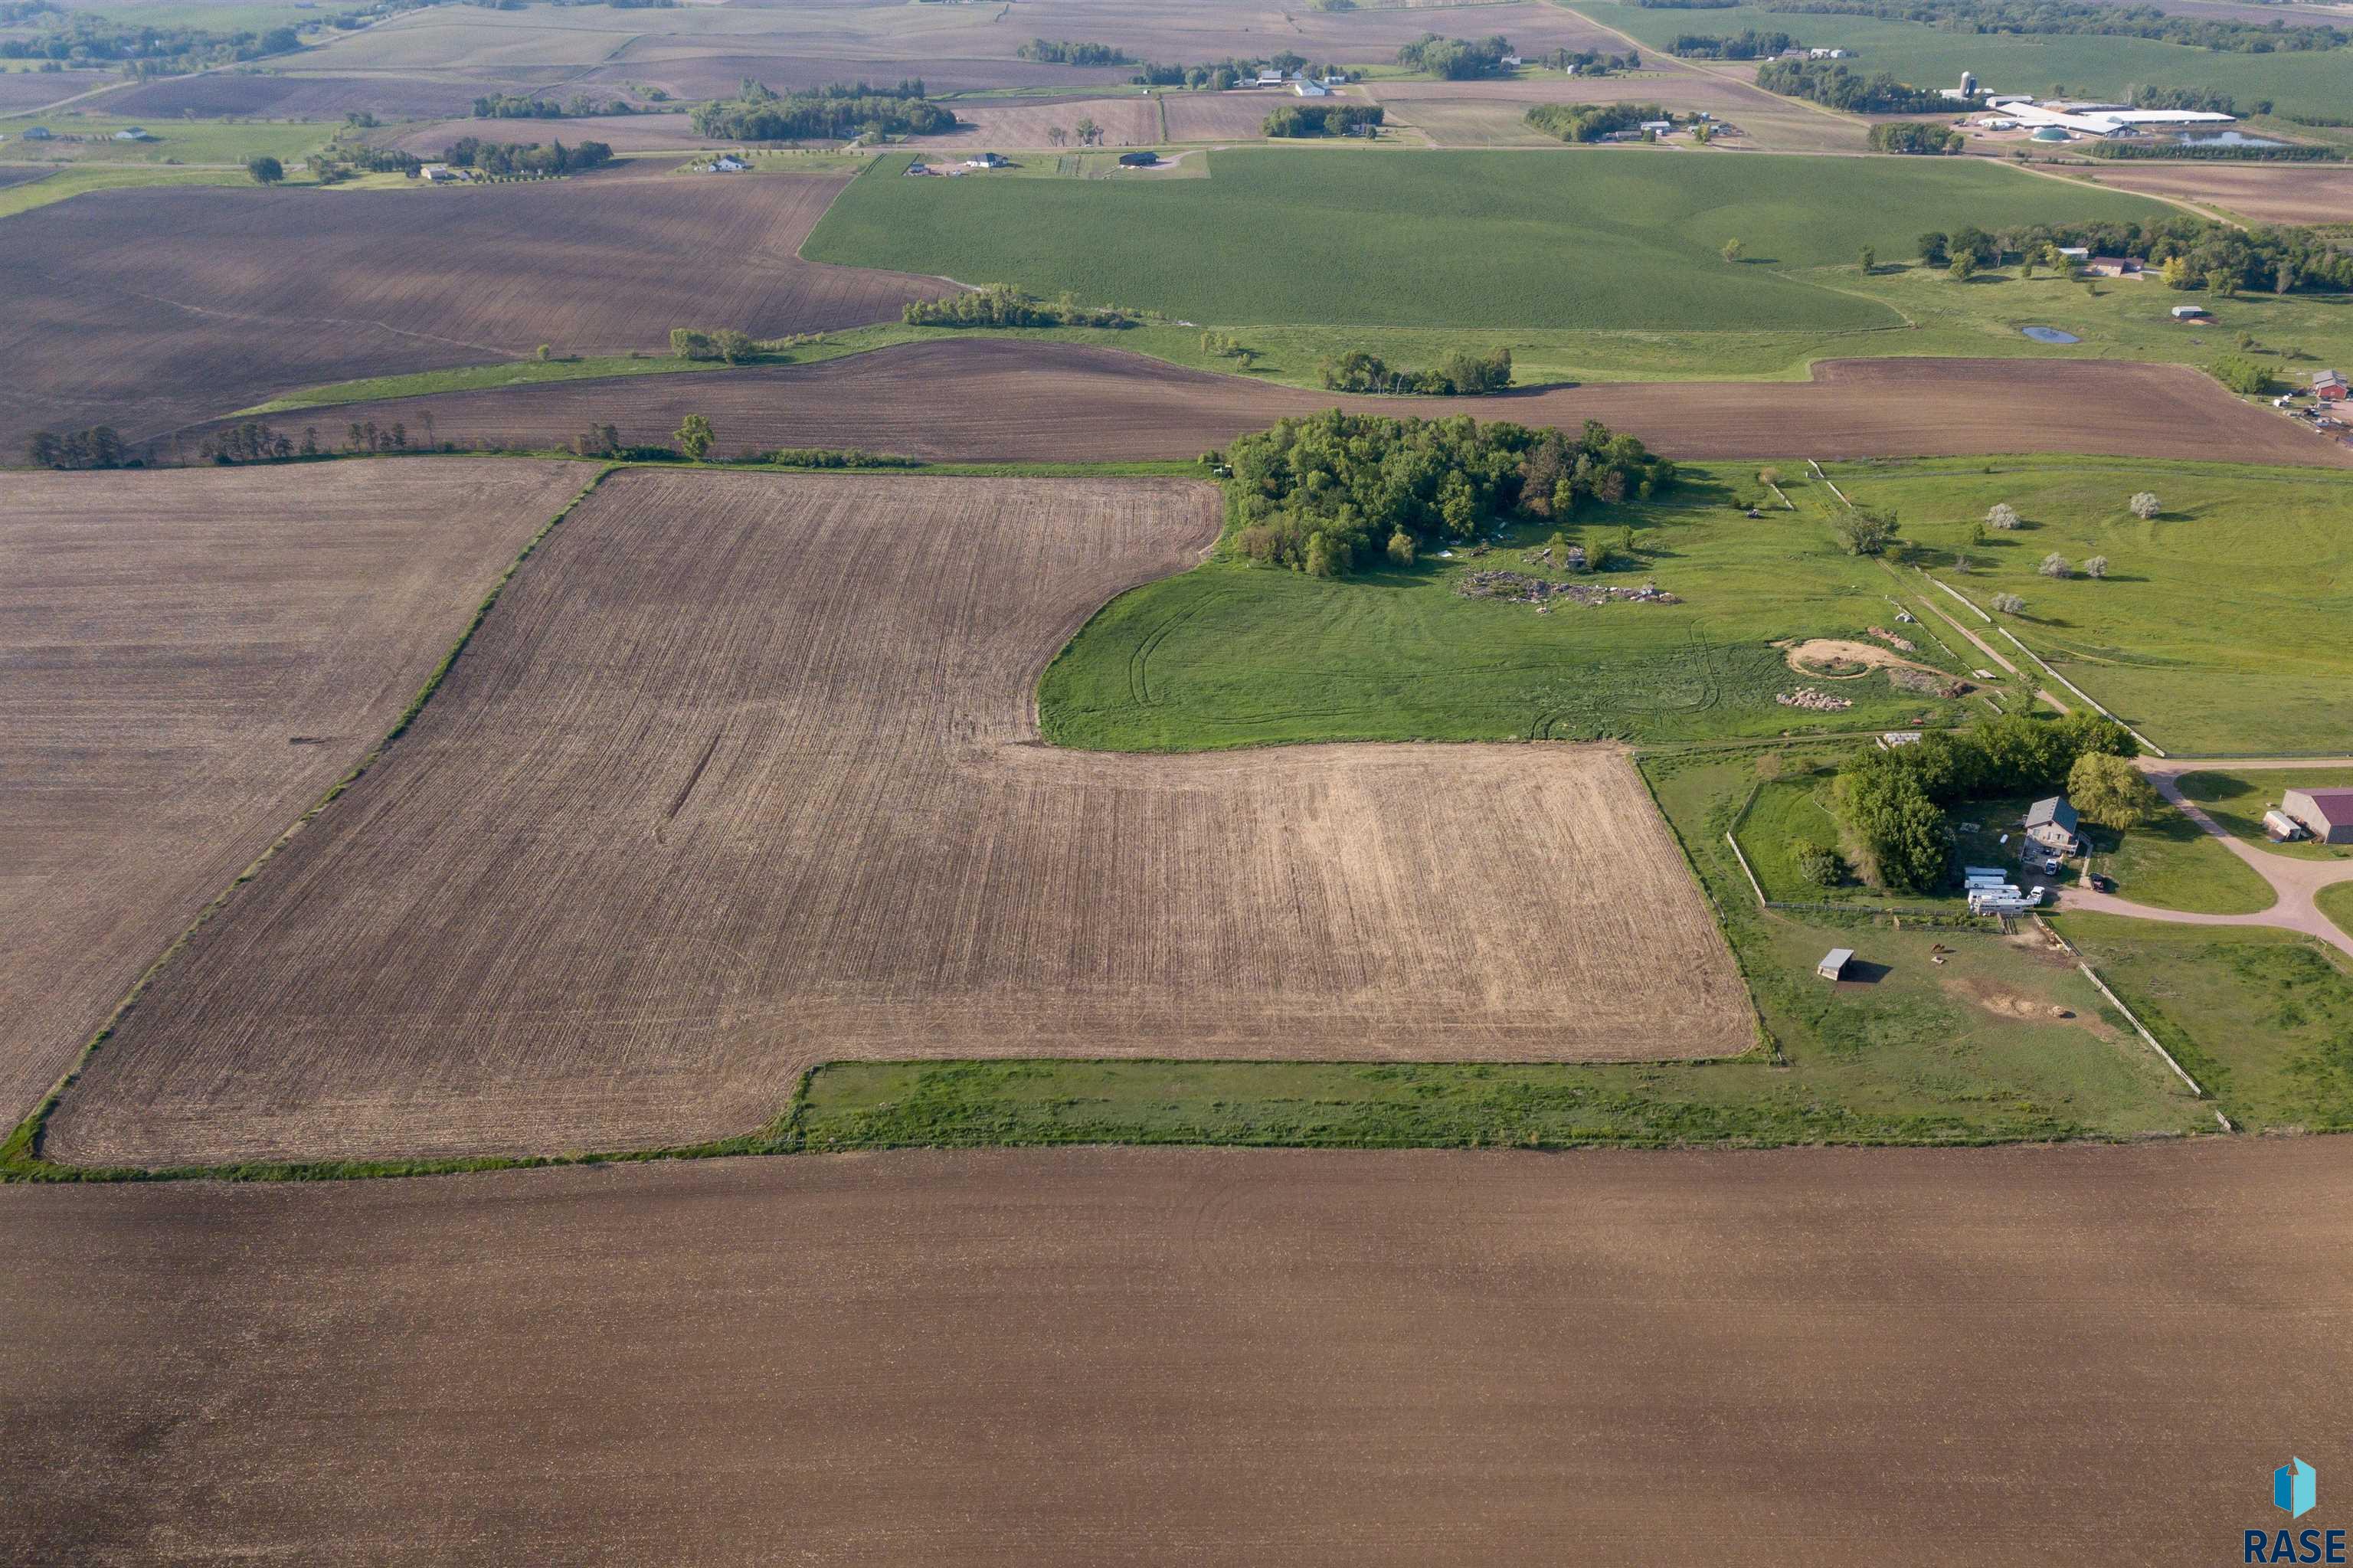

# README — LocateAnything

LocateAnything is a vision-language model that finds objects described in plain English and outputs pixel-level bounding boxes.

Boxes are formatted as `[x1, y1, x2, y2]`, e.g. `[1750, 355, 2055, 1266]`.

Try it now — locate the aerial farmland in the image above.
[5, 0, 2353, 1554]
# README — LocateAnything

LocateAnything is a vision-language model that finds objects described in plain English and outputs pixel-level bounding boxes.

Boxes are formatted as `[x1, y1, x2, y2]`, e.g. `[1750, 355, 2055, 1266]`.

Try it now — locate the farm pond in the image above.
[2020, 326, 2081, 344]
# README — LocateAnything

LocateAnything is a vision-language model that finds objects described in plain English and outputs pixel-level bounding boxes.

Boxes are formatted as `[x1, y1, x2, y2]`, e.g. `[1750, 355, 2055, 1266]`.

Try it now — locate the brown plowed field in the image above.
[89, 70, 529, 120]
[0, 69, 111, 110]
[47, 469, 1750, 1166]
[225, 338, 2353, 468]
[8, 1140, 2352, 1564]
[0, 460, 581, 1137]
[900, 94, 1163, 148]
[384, 110, 706, 157]
[1162, 88, 1295, 141]
[2063, 161, 2353, 225]
[0, 172, 953, 455]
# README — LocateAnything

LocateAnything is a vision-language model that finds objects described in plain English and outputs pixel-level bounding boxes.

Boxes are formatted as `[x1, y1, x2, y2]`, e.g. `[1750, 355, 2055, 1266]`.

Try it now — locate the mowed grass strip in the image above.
[803, 148, 2173, 332]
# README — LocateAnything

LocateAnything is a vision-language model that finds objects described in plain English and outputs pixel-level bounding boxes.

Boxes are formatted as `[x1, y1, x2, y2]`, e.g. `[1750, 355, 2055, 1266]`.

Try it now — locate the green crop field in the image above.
[1818, 457, 2353, 756]
[1040, 462, 2018, 751]
[804, 148, 2172, 332]
[1577, 1, 2353, 122]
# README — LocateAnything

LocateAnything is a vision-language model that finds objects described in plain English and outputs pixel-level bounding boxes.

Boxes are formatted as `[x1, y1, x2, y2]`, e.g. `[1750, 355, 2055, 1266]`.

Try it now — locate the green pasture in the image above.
[2087, 810, 2276, 913]
[1039, 462, 2011, 751]
[803, 147, 2171, 332]
[0, 113, 335, 168]
[1820, 457, 2353, 756]
[2320, 882, 2353, 941]
[1578, 1, 2353, 121]
[2062, 916, 2353, 1129]
[0, 161, 252, 218]
[2178, 768, 2353, 859]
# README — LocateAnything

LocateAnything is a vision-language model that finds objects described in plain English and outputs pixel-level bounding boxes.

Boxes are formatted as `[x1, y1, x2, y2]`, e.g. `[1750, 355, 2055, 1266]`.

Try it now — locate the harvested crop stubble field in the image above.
[0, 459, 582, 1139]
[91, 70, 551, 121]
[44, 468, 1751, 1167]
[900, 94, 1163, 149]
[1368, 66, 1869, 152]
[235, 339, 2353, 468]
[383, 110, 707, 157]
[2060, 162, 2353, 226]
[0, 172, 952, 453]
[8, 1141, 2353, 1564]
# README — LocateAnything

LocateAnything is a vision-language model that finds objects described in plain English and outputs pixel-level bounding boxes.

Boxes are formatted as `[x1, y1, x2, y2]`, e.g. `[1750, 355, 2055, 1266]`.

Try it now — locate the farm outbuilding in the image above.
[1818, 948, 1854, 980]
[2281, 787, 2353, 844]
[2315, 371, 2348, 402]
[2171, 304, 2209, 321]
[2024, 795, 2081, 854]
[2085, 256, 2141, 277]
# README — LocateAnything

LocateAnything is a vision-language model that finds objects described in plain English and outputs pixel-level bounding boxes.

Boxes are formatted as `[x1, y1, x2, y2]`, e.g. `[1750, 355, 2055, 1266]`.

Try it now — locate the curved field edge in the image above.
[1, 465, 620, 1179]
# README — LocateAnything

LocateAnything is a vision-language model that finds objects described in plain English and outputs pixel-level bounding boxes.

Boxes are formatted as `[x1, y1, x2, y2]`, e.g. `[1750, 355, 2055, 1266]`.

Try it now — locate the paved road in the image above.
[2060, 758, 2353, 955]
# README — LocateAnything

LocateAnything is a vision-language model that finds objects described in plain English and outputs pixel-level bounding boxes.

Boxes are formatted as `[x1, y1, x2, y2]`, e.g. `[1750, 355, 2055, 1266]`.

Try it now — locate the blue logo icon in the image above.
[2279, 1458, 2319, 1520]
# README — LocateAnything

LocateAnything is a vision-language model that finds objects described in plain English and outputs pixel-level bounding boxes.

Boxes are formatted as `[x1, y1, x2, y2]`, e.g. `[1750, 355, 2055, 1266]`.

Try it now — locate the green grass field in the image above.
[2062, 916, 2353, 1129]
[2178, 768, 2353, 859]
[2088, 811, 2276, 914]
[1039, 463, 2015, 751]
[2321, 882, 2353, 941]
[2, 114, 335, 169]
[1579, 1, 2353, 121]
[787, 746, 2213, 1153]
[1819, 457, 2353, 755]
[0, 162, 258, 218]
[803, 148, 2172, 332]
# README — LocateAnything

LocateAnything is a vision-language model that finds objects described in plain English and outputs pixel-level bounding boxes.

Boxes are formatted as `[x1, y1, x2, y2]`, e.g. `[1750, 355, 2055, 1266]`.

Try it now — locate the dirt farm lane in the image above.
[6, 1141, 2351, 1566]
[2061, 758, 2353, 956]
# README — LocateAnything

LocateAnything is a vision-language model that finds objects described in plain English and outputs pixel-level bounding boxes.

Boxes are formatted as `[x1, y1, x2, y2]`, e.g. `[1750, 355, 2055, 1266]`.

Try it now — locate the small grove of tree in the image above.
[1986, 502, 2021, 530]
[247, 154, 283, 184]
[1831, 506, 1898, 556]
[1523, 101, 1666, 143]
[904, 284, 1137, 329]
[1867, 121, 1962, 155]
[1395, 32, 1515, 79]
[438, 136, 614, 176]
[1014, 38, 1131, 65]
[343, 419, 411, 454]
[2129, 491, 2162, 519]
[2038, 552, 2072, 578]
[1834, 711, 2136, 891]
[670, 326, 760, 363]
[1319, 347, 1511, 396]
[674, 414, 715, 460]
[1200, 330, 1253, 364]
[689, 80, 954, 142]
[1225, 410, 1674, 578]
[2067, 751, 2163, 829]
[2208, 355, 2273, 396]
[198, 419, 307, 463]
[27, 426, 127, 469]
[1991, 591, 2026, 614]
[1755, 57, 1946, 113]
[1264, 103, 1383, 137]
[1667, 27, 1795, 57]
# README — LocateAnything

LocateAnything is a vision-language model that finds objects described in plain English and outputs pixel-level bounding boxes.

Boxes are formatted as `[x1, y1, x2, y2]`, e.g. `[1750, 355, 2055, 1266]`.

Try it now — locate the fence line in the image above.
[1725, 833, 1769, 909]
[2033, 915, 2215, 1109]
[1992, 627, 2166, 758]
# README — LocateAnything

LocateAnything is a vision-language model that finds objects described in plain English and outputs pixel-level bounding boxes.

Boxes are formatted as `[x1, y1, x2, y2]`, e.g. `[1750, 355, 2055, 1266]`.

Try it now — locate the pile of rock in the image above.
[1867, 625, 1916, 653]
[1776, 687, 1854, 712]
[1457, 571, 1680, 608]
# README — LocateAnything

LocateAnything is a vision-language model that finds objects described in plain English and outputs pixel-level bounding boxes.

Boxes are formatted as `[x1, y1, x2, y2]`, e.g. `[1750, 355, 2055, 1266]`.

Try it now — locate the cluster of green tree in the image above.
[1635, 0, 1739, 9]
[1749, 0, 2347, 53]
[2208, 355, 2275, 394]
[1223, 411, 1672, 578]
[2127, 84, 2251, 115]
[1530, 47, 1643, 72]
[199, 421, 316, 463]
[1754, 57, 1948, 112]
[902, 284, 1137, 329]
[2279, 111, 2353, 129]
[437, 136, 614, 176]
[342, 418, 418, 453]
[1263, 102, 1384, 136]
[1015, 38, 1131, 64]
[1396, 33, 1517, 79]
[689, 80, 956, 141]
[1833, 712, 2136, 891]
[26, 427, 127, 470]
[668, 326, 767, 362]
[472, 92, 642, 118]
[1200, 330, 1255, 365]
[309, 144, 423, 183]
[1923, 217, 2353, 293]
[1129, 52, 1318, 89]
[0, 15, 301, 70]
[1523, 101, 1669, 142]
[1668, 28, 1798, 57]
[1868, 120, 1962, 153]
[1319, 347, 1513, 394]
[2089, 139, 2338, 162]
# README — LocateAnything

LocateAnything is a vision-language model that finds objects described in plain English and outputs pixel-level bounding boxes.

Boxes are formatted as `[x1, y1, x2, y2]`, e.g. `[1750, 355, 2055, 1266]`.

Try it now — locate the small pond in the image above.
[2021, 326, 2081, 344]
[2175, 130, 2285, 149]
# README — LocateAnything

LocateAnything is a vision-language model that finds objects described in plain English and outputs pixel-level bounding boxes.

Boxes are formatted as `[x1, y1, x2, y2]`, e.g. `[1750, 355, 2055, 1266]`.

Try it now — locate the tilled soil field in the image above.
[0, 172, 954, 455]
[383, 110, 706, 157]
[2064, 161, 2353, 226]
[86, 70, 526, 119]
[227, 338, 2353, 469]
[0, 460, 582, 1138]
[46, 468, 1751, 1166]
[899, 94, 1163, 149]
[6, 1140, 2350, 1564]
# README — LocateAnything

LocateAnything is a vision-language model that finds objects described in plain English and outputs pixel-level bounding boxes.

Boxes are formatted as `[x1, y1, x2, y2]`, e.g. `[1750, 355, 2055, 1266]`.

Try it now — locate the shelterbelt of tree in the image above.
[195, 340, 2353, 470]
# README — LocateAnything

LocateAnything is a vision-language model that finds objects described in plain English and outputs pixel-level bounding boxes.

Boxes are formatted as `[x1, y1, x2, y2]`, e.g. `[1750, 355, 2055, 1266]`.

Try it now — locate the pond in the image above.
[2020, 326, 2081, 344]
[2175, 130, 2286, 149]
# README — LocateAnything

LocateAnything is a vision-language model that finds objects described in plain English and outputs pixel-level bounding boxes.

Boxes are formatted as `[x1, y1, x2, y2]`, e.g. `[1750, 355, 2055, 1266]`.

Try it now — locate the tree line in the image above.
[1669, 28, 1798, 57]
[1320, 348, 1512, 395]
[1919, 216, 2353, 294]
[1542, 46, 1641, 72]
[1222, 411, 1674, 578]
[1396, 33, 1517, 79]
[437, 136, 614, 176]
[1868, 121, 1962, 153]
[472, 91, 646, 118]
[1128, 52, 1338, 89]
[902, 284, 1138, 329]
[1524, 101, 1669, 142]
[1755, 57, 1949, 112]
[1263, 103, 1383, 136]
[1833, 712, 2137, 891]
[0, 13, 304, 70]
[689, 80, 956, 141]
[1016, 38, 1131, 64]
[1747, 0, 2347, 53]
